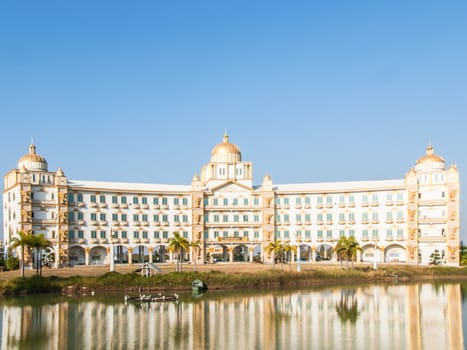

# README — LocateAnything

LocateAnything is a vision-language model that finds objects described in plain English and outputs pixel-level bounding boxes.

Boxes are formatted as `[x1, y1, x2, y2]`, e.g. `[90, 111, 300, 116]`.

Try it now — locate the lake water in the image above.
[0, 283, 464, 350]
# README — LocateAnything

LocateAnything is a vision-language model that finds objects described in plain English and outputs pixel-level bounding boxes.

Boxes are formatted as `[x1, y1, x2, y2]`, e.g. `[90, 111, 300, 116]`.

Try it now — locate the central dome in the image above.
[414, 145, 445, 172]
[210, 133, 242, 163]
[18, 144, 48, 171]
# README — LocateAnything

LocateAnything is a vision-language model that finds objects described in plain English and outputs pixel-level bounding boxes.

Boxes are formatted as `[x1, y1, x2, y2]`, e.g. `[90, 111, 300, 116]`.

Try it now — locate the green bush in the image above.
[5, 256, 19, 271]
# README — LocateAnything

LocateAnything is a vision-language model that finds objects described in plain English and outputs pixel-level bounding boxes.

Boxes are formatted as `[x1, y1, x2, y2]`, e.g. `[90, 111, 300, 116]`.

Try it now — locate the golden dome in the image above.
[18, 144, 48, 171]
[416, 145, 445, 165]
[211, 133, 241, 156]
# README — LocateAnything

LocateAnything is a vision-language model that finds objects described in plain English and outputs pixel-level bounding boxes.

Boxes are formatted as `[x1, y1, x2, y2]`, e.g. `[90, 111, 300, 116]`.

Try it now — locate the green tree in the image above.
[168, 231, 189, 272]
[335, 236, 361, 269]
[283, 242, 297, 269]
[9, 231, 33, 277]
[265, 240, 284, 270]
[29, 234, 52, 275]
[189, 240, 202, 272]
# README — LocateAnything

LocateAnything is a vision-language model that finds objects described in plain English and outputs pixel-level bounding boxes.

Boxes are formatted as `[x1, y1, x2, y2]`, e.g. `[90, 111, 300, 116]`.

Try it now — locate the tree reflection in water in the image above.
[335, 288, 360, 323]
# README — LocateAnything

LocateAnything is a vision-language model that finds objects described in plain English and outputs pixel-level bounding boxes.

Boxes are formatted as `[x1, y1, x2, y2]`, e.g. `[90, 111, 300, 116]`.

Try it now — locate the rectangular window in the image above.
[317, 230, 323, 238]
[153, 197, 159, 205]
[133, 231, 139, 239]
[349, 195, 355, 204]
[214, 231, 219, 238]
[349, 213, 355, 221]
[397, 212, 403, 220]
[77, 212, 84, 220]
[362, 229, 369, 238]
[254, 215, 259, 222]
[91, 230, 97, 239]
[133, 214, 139, 221]
[223, 198, 228, 206]
[69, 230, 75, 239]
[243, 198, 248, 206]
[296, 230, 301, 238]
[326, 213, 332, 222]
[153, 214, 159, 222]
[339, 230, 345, 237]
[362, 194, 368, 203]
[213, 198, 218, 206]
[121, 214, 127, 221]
[233, 198, 238, 206]
[387, 229, 393, 237]
[99, 195, 105, 203]
[397, 192, 403, 201]
[162, 198, 168, 205]
[386, 193, 393, 201]
[142, 214, 148, 222]
[162, 215, 168, 222]
[326, 196, 333, 204]
[317, 214, 323, 222]
[372, 213, 379, 221]
[339, 213, 345, 221]
[234, 231, 240, 237]
[100, 231, 106, 239]
[112, 196, 118, 204]
[214, 215, 220, 222]
[78, 231, 84, 239]
[223, 231, 228, 237]
[305, 214, 311, 222]
[121, 231, 127, 239]
[77, 193, 83, 202]
[162, 231, 168, 239]
[243, 215, 248, 222]
[99, 213, 106, 221]
[254, 198, 260, 206]
[173, 198, 179, 205]
[295, 197, 301, 204]
[204, 231, 208, 239]
[254, 231, 259, 238]
[182, 198, 188, 206]
[68, 212, 75, 221]
[68, 194, 74, 202]
[91, 213, 97, 221]
[121, 196, 127, 204]
[174, 215, 180, 222]
[204, 214, 208, 223]
[397, 229, 404, 238]
[326, 230, 332, 239]
[90, 195, 96, 203]
[362, 213, 368, 221]
[305, 197, 311, 204]
[339, 195, 345, 203]
[372, 194, 378, 202]
[284, 197, 289, 205]
[183, 231, 188, 239]
[133, 197, 139, 204]
[296, 214, 302, 221]
[349, 229, 355, 237]
[284, 230, 290, 238]
[275, 197, 280, 205]
[284, 214, 289, 222]
[305, 230, 311, 238]
[386, 212, 393, 220]
[372, 229, 379, 238]
[182, 215, 188, 223]
[223, 215, 228, 222]
[112, 213, 118, 221]
[154, 231, 159, 239]
[317, 196, 323, 204]
[142, 197, 148, 205]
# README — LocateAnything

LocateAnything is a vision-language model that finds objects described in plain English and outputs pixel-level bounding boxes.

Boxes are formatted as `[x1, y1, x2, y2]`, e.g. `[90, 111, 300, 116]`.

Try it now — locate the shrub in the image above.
[5, 256, 19, 271]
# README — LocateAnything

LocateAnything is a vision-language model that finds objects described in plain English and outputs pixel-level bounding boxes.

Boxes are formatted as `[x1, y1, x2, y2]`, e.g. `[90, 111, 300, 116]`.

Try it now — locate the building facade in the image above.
[2, 134, 460, 267]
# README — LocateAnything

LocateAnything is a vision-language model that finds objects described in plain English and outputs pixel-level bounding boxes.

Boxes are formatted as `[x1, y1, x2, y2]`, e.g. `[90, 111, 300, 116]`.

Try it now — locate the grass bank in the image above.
[2, 265, 467, 296]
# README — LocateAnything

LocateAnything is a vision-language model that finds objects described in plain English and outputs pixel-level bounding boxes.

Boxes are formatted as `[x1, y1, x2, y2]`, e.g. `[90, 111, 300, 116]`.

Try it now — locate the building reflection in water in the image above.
[0, 284, 464, 349]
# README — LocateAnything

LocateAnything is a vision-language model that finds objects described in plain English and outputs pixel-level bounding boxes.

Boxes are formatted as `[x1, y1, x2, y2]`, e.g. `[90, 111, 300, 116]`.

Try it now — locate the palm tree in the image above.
[10, 231, 33, 277]
[189, 240, 201, 271]
[29, 234, 52, 275]
[168, 231, 189, 272]
[335, 236, 361, 269]
[283, 242, 297, 270]
[265, 240, 284, 270]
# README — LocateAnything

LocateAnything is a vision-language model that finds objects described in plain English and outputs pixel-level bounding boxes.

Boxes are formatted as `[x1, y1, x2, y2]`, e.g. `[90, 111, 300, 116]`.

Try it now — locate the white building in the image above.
[2, 134, 460, 267]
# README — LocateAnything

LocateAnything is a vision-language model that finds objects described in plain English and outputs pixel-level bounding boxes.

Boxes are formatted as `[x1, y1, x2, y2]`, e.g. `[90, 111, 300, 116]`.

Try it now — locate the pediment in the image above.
[210, 181, 253, 194]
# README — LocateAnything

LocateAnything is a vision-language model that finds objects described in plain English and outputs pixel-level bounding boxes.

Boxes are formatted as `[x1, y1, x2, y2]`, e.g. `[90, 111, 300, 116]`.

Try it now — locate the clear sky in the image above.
[1, 1, 466, 239]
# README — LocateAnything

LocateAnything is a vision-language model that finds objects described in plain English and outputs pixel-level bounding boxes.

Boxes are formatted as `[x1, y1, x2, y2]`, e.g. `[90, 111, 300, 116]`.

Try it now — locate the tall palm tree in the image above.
[189, 240, 201, 272]
[168, 231, 189, 272]
[30, 234, 52, 275]
[335, 236, 361, 269]
[265, 240, 284, 270]
[10, 231, 33, 277]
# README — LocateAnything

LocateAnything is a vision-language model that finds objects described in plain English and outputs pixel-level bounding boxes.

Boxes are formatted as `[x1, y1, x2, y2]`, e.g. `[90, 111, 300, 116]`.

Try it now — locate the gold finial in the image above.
[29, 143, 36, 154]
[426, 144, 434, 155]
[223, 130, 229, 143]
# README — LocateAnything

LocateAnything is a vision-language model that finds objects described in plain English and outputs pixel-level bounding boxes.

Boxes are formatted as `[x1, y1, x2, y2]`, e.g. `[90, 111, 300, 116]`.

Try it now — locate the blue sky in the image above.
[1, 1, 466, 239]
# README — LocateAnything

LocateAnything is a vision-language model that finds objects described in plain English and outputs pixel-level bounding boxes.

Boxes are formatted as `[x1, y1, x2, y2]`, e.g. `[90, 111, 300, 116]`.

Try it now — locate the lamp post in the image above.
[110, 230, 115, 272]
[373, 241, 378, 270]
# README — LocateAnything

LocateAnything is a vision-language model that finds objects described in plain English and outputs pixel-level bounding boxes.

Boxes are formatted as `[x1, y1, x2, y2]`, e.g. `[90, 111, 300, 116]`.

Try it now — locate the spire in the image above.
[29, 143, 36, 155]
[223, 130, 229, 143]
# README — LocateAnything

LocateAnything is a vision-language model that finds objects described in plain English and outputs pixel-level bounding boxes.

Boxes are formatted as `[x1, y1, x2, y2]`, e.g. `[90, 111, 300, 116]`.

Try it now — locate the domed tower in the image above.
[3, 144, 69, 268]
[405, 144, 459, 266]
[17, 144, 48, 171]
[200, 132, 253, 189]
